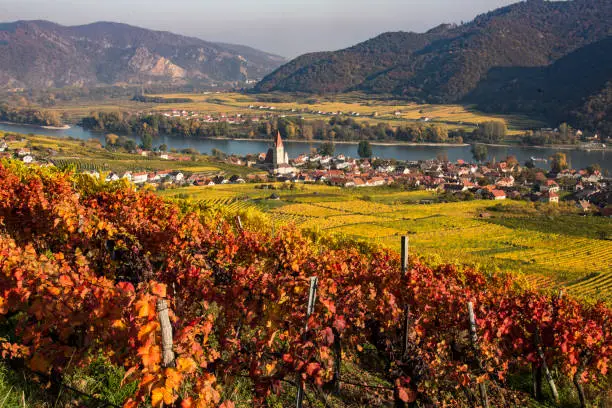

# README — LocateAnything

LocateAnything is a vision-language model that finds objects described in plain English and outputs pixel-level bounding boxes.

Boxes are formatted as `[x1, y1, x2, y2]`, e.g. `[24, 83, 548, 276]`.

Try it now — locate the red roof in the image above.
[492, 190, 506, 197]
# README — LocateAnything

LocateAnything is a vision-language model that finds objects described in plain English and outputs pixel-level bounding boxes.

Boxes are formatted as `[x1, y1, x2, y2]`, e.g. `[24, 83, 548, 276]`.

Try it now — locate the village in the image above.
[1, 132, 609, 214]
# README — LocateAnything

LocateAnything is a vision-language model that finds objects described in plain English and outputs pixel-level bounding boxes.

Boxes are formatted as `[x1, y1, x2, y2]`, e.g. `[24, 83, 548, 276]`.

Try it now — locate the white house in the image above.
[22, 155, 34, 163]
[132, 172, 148, 184]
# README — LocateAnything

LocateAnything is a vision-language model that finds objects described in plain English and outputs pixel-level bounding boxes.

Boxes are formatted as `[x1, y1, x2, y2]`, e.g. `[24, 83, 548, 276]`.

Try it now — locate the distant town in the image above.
[1, 131, 609, 215]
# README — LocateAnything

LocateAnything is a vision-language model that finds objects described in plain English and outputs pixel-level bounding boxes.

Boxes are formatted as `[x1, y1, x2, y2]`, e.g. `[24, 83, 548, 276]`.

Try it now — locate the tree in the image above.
[140, 133, 153, 151]
[159, 144, 168, 152]
[358, 140, 373, 158]
[586, 163, 601, 175]
[105, 133, 119, 146]
[318, 142, 335, 157]
[505, 155, 519, 167]
[471, 144, 488, 162]
[550, 152, 568, 173]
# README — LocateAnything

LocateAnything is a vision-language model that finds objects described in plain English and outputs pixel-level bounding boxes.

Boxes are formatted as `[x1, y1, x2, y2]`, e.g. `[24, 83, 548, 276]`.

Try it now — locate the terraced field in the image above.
[161, 183, 612, 302]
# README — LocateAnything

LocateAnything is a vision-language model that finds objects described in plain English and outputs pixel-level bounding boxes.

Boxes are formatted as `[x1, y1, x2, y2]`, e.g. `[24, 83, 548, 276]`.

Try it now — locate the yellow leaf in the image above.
[138, 321, 160, 341]
[176, 357, 197, 374]
[135, 296, 152, 318]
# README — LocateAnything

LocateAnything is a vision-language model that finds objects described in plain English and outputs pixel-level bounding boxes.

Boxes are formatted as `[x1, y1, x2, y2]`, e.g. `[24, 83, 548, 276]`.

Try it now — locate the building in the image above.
[264, 132, 295, 175]
[491, 190, 506, 200]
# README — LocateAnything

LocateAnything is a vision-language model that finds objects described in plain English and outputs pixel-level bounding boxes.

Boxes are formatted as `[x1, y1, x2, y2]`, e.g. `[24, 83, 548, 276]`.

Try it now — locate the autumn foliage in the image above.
[0, 161, 609, 407]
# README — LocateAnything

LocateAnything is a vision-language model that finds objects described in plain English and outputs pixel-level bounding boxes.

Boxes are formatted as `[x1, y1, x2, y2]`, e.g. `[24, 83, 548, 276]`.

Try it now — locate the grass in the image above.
[1, 132, 264, 178]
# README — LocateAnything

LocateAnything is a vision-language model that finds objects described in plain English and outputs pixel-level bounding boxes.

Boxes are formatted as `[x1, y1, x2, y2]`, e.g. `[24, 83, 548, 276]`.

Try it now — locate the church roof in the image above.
[275, 131, 284, 149]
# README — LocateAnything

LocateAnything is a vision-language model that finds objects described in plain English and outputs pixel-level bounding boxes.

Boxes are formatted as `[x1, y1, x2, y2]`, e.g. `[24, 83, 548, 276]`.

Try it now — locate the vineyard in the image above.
[159, 184, 612, 302]
[0, 162, 610, 407]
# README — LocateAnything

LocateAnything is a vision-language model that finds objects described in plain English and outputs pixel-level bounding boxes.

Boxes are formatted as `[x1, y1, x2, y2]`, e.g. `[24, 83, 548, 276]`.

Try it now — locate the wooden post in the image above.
[157, 299, 175, 368]
[535, 328, 559, 405]
[400, 236, 409, 276]
[467, 302, 490, 408]
[296, 277, 318, 408]
[235, 215, 243, 231]
[400, 236, 411, 358]
[532, 363, 543, 400]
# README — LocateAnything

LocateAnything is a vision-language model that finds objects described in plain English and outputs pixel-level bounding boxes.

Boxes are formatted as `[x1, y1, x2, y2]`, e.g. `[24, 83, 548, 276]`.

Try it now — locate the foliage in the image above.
[471, 144, 488, 162]
[0, 161, 610, 408]
[0, 104, 63, 127]
[358, 140, 373, 158]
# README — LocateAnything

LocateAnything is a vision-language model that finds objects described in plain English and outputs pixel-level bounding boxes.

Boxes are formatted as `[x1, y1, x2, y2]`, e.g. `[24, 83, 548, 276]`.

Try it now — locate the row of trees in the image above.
[81, 111, 509, 144]
[0, 104, 64, 127]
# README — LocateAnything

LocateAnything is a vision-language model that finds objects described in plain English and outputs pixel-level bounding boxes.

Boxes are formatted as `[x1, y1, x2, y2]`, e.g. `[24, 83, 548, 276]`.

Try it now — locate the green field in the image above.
[159, 183, 612, 302]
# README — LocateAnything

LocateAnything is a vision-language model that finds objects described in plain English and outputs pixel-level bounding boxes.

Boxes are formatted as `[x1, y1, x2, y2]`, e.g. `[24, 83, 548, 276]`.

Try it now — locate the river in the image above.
[0, 122, 609, 172]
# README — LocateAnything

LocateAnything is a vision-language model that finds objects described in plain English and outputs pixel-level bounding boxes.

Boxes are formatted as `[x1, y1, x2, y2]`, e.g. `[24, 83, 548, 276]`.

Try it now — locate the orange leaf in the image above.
[29, 353, 51, 374]
[219, 402, 235, 408]
[59, 275, 73, 287]
[138, 321, 160, 341]
[181, 397, 193, 408]
[138, 344, 161, 369]
[150, 282, 167, 298]
[165, 368, 183, 391]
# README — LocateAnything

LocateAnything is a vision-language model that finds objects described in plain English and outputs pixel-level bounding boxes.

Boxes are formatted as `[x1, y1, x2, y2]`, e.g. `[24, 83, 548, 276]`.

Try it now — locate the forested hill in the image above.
[0, 21, 285, 89]
[255, 0, 612, 105]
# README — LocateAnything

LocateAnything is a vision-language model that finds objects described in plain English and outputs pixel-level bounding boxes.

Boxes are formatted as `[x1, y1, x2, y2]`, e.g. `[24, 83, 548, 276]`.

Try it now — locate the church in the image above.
[264, 131, 295, 175]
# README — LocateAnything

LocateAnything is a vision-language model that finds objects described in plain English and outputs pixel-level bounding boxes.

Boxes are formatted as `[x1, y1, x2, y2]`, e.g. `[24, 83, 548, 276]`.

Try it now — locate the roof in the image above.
[492, 190, 506, 197]
[275, 131, 284, 149]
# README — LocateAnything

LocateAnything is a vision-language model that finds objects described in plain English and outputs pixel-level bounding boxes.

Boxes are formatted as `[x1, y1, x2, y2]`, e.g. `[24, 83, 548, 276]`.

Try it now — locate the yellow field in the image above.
[46, 92, 544, 132]
[160, 183, 612, 302]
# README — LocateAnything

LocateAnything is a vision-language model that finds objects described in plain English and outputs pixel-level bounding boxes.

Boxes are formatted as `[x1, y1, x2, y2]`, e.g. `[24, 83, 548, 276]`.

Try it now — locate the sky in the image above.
[0, 0, 519, 58]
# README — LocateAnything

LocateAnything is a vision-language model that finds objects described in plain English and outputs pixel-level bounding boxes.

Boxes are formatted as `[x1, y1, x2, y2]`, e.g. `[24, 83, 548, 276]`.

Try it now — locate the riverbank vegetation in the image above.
[0, 103, 64, 127]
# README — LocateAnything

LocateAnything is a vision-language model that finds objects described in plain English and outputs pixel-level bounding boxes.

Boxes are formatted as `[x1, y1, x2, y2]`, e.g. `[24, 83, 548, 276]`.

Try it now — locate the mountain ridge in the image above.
[0, 20, 285, 89]
[255, 0, 612, 104]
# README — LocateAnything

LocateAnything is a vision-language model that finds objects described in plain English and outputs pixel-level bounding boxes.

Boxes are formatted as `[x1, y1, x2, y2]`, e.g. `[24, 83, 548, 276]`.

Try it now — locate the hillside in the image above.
[464, 36, 612, 126]
[0, 20, 285, 89]
[0, 161, 610, 407]
[255, 0, 612, 107]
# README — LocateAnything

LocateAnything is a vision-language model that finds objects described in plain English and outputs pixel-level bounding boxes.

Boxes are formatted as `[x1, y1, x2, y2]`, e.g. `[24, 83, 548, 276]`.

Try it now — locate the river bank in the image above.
[0, 121, 71, 131]
[0, 122, 609, 172]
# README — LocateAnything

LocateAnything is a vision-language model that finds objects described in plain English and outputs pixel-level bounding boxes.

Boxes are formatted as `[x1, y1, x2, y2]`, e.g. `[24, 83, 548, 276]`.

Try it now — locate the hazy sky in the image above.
[0, 0, 519, 58]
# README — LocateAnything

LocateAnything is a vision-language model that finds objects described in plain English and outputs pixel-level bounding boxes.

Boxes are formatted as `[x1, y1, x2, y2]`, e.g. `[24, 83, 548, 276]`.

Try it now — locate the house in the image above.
[540, 180, 560, 193]
[0, 141, 7, 152]
[496, 176, 515, 188]
[174, 172, 184, 182]
[106, 173, 120, 182]
[22, 155, 34, 164]
[132, 172, 148, 184]
[542, 191, 559, 204]
[491, 190, 506, 200]
[122, 172, 133, 182]
[160, 154, 169, 160]
[17, 148, 30, 157]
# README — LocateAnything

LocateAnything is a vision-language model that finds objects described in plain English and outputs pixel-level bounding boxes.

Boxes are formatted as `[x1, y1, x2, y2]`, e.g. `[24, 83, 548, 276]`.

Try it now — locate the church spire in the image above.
[275, 131, 284, 149]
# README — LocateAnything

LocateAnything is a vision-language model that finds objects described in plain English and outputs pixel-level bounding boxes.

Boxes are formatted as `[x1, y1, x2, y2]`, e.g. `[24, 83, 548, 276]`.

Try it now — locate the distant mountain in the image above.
[464, 37, 612, 124]
[255, 0, 612, 107]
[0, 20, 285, 89]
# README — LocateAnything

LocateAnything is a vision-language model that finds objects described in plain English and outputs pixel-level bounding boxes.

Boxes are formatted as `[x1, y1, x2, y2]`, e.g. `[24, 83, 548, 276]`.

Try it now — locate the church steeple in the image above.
[275, 131, 284, 149]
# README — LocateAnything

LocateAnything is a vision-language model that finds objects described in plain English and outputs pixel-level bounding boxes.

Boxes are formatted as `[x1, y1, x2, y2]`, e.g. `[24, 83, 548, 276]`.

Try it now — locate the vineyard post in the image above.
[535, 328, 559, 404]
[467, 302, 490, 408]
[235, 215, 243, 231]
[296, 276, 319, 408]
[401, 236, 410, 359]
[157, 299, 175, 368]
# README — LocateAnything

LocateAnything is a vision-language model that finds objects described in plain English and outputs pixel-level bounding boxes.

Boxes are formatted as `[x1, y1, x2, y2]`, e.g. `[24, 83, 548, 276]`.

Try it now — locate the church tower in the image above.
[272, 131, 289, 167]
